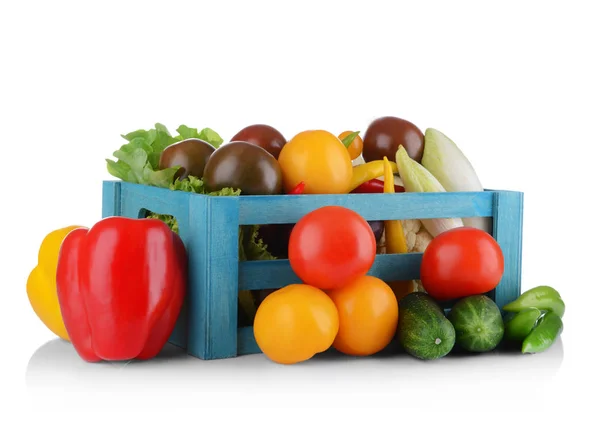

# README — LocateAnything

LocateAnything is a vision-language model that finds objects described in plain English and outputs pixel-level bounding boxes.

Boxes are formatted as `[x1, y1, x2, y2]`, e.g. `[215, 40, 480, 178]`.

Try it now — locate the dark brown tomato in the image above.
[362, 116, 424, 163]
[159, 138, 216, 179]
[203, 141, 283, 195]
[368, 220, 384, 243]
[230, 124, 287, 159]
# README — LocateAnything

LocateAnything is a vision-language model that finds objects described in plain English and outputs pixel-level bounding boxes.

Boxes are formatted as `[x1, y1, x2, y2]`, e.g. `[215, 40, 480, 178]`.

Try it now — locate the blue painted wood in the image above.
[159, 195, 192, 351]
[492, 190, 524, 312]
[119, 182, 191, 221]
[102, 181, 120, 218]
[101, 181, 524, 360]
[238, 191, 494, 225]
[239, 253, 423, 291]
[186, 196, 240, 360]
[238, 326, 261, 356]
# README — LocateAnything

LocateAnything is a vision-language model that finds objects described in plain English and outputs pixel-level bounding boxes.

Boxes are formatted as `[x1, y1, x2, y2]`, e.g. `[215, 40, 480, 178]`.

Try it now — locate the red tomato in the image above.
[420, 227, 504, 301]
[288, 206, 376, 290]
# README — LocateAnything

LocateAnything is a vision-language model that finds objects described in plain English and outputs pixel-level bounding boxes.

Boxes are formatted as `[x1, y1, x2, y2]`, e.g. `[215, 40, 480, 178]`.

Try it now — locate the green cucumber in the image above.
[397, 292, 455, 360]
[447, 295, 504, 352]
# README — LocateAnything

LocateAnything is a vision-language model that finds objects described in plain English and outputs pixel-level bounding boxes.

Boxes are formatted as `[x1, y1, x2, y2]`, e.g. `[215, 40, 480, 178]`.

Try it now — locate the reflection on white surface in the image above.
[26, 337, 564, 394]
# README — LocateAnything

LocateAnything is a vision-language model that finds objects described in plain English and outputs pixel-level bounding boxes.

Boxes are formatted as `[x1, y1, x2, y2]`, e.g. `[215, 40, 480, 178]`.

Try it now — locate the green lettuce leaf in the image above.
[173, 125, 224, 148]
[170, 175, 206, 193]
[106, 123, 223, 187]
[146, 212, 180, 234]
[239, 225, 277, 262]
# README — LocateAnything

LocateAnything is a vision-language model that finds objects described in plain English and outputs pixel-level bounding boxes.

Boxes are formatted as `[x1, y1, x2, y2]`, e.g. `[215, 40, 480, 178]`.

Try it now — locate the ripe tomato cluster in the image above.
[253, 206, 399, 364]
[252, 206, 506, 365]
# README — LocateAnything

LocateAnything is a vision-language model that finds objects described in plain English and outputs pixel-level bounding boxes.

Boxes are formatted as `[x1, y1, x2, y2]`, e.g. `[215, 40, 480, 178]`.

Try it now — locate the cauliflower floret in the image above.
[404, 231, 416, 253]
[413, 228, 433, 253]
[401, 219, 421, 234]
[401, 219, 421, 252]
[376, 219, 434, 254]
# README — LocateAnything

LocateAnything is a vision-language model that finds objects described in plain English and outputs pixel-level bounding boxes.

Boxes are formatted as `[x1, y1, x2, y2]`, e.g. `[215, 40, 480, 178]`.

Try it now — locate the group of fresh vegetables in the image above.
[398, 285, 566, 360]
[252, 206, 565, 364]
[25, 115, 565, 365]
[100, 116, 493, 326]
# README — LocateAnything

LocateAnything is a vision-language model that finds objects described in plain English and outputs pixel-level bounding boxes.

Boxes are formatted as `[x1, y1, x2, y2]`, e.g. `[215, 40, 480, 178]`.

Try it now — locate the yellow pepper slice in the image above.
[383, 156, 408, 254]
[349, 160, 399, 192]
[26, 225, 84, 341]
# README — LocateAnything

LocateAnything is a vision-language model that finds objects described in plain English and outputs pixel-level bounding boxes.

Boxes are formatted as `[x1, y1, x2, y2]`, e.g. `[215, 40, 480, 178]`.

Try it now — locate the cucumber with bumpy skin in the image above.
[448, 295, 504, 352]
[397, 292, 455, 360]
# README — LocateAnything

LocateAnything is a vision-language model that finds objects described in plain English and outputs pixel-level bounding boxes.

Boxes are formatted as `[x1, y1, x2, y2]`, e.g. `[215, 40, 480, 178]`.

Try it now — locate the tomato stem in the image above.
[341, 131, 360, 148]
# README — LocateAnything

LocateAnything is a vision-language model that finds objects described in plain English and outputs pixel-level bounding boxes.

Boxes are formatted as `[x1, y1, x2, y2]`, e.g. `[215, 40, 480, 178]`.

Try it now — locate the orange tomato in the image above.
[338, 130, 364, 160]
[278, 130, 353, 194]
[328, 275, 399, 356]
[253, 284, 339, 364]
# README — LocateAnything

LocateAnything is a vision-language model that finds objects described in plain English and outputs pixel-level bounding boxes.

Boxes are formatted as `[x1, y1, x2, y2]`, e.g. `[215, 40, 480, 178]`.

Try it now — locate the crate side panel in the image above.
[239, 253, 423, 291]
[168, 302, 188, 349]
[237, 192, 494, 224]
[492, 191, 524, 311]
[166, 203, 192, 350]
[369, 253, 423, 282]
[181, 196, 208, 358]
[187, 196, 240, 360]
[118, 182, 192, 220]
[102, 181, 121, 218]
[238, 326, 261, 356]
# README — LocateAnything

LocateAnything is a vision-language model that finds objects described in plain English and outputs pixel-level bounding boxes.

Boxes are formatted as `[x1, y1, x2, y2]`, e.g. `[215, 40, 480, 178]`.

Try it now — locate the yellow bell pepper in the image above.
[26, 225, 84, 341]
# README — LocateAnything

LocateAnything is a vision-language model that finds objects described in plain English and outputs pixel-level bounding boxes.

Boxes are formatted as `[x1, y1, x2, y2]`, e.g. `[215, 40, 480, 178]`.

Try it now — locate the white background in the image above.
[1, 0, 598, 425]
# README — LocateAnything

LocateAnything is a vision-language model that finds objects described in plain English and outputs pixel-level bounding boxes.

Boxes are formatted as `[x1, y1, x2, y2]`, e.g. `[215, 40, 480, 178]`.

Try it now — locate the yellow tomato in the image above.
[253, 284, 339, 364]
[338, 130, 364, 160]
[278, 130, 353, 194]
[328, 275, 399, 356]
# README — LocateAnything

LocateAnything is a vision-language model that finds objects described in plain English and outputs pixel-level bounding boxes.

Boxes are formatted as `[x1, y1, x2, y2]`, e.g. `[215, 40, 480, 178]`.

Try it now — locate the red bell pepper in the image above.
[351, 178, 405, 194]
[56, 216, 187, 362]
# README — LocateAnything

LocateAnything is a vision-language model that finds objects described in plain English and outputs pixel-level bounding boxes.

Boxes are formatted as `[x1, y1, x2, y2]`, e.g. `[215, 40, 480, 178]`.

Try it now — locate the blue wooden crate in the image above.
[102, 180, 524, 360]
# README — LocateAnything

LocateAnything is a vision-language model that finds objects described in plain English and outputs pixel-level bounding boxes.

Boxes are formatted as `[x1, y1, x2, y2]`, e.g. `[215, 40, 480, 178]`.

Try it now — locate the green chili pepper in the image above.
[522, 312, 563, 354]
[503, 285, 565, 318]
[503, 308, 543, 342]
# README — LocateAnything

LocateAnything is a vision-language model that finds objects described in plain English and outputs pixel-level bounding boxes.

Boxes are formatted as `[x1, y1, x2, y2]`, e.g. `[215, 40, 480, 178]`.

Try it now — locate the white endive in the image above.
[421, 128, 491, 234]
[395, 145, 464, 237]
